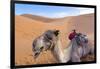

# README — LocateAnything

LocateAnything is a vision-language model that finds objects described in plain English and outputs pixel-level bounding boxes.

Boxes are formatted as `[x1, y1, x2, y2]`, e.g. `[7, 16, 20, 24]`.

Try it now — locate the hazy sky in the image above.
[15, 3, 94, 18]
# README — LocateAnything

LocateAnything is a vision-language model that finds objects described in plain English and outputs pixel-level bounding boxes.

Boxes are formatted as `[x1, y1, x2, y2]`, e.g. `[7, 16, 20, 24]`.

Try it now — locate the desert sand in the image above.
[15, 13, 95, 65]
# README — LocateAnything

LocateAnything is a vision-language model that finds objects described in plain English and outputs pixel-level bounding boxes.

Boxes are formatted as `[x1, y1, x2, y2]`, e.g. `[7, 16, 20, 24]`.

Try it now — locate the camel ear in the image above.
[54, 30, 59, 36]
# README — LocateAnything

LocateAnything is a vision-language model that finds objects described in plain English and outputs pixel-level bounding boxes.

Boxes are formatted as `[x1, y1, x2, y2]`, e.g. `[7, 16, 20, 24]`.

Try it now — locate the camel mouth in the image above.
[34, 52, 40, 59]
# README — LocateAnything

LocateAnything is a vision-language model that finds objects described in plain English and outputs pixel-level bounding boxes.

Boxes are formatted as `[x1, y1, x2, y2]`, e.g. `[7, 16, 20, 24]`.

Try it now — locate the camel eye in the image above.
[40, 47, 44, 51]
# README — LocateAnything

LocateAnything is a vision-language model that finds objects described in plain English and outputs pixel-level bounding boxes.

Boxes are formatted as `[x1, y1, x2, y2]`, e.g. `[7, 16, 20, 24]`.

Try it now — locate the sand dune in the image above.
[15, 13, 94, 65]
[21, 14, 55, 23]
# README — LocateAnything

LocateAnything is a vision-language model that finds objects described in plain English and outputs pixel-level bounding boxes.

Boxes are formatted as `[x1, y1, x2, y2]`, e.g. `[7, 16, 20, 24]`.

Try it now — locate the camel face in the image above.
[32, 30, 59, 59]
[75, 34, 88, 46]
[70, 33, 93, 62]
[81, 35, 88, 43]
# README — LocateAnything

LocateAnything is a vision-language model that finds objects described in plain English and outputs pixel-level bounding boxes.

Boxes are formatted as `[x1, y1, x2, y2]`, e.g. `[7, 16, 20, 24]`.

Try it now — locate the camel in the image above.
[50, 33, 94, 62]
[32, 30, 94, 63]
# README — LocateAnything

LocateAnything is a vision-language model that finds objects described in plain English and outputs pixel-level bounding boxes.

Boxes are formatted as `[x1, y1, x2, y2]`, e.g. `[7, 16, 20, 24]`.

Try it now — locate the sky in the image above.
[15, 3, 94, 18]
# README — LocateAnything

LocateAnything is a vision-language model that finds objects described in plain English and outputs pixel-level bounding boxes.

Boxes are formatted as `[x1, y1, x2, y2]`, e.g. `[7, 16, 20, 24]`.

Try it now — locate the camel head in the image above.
[75, 33, 88, 46]
[32, 30, 60, 59]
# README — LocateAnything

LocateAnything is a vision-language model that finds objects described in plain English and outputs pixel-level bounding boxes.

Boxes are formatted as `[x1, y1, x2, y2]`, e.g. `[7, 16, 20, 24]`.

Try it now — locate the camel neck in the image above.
[51, 39, 65, 63]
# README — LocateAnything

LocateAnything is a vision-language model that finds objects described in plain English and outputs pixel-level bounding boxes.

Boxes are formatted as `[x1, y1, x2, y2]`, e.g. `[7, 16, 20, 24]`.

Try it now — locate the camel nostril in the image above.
[34, 52, 39, 56]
